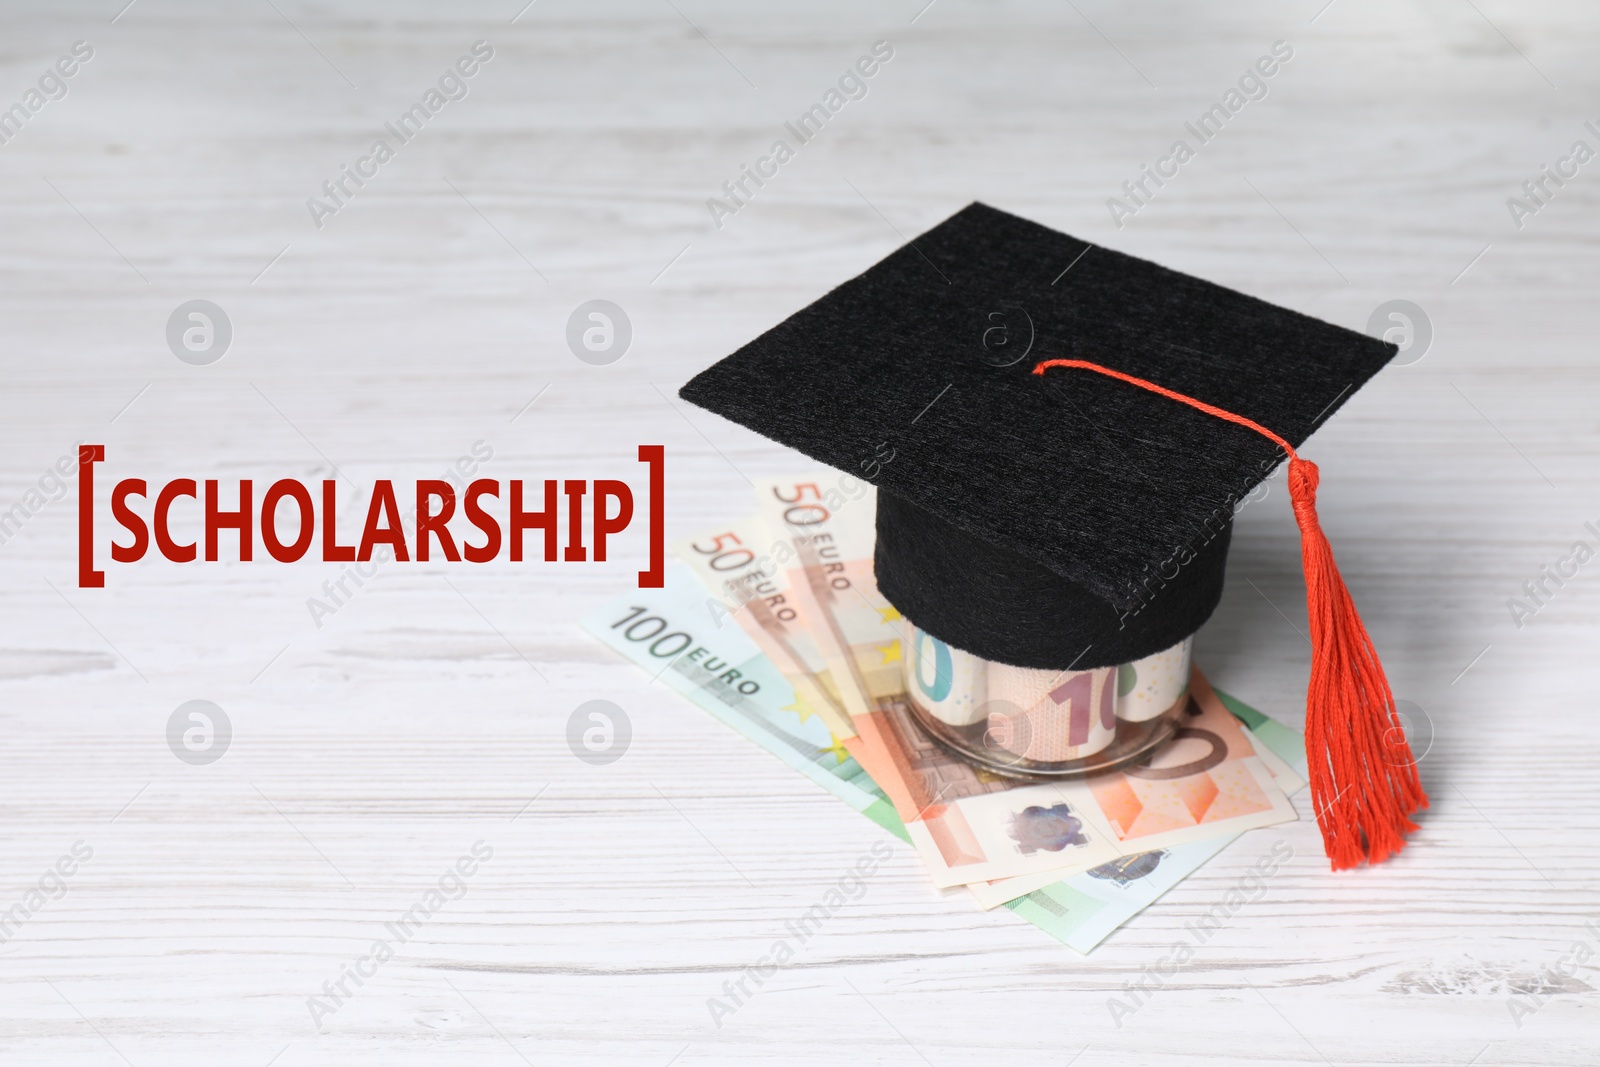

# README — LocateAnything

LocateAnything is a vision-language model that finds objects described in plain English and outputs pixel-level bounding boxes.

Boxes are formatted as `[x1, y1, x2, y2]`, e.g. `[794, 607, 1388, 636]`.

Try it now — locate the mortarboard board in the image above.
[680, 202, 1426, 870]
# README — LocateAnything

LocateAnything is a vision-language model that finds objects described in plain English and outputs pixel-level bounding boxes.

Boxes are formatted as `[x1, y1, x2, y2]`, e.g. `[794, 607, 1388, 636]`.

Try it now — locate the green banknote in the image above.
[580, 565, 905, 840]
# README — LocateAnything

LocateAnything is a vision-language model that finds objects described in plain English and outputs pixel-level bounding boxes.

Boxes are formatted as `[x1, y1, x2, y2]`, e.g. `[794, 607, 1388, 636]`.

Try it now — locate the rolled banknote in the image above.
[905, 622, 988, 727]
[904, 620, 1196, 768]
[985, 662, 1118, 762]
[904, 621, 1114, 770]
[1117, 637, 1193, 722]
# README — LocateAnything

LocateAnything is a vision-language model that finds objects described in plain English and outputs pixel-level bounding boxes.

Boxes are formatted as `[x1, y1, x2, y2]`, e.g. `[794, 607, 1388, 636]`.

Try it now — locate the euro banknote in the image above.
[751, 473, 903, 720]
[853, 669, 1296, 886]
[1010, 691, 1308, 952]
[671, 516, 856, 740]
[579, 566, 898, 835]
[960, 716, 1299, 908]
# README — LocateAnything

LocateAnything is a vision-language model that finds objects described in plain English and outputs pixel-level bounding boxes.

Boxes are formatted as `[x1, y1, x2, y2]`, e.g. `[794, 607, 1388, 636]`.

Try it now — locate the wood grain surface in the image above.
[1, 1, 1597, 1064]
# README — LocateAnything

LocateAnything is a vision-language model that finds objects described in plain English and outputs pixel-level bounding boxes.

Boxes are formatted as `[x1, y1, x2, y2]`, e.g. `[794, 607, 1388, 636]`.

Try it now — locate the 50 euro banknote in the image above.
[751, 473, 904, 720]
[671, 516, 856, 741]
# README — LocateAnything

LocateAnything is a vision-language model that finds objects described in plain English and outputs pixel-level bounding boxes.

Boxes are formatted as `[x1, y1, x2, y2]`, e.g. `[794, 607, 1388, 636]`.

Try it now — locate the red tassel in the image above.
[1286, 457, 1427, 868]
[1032, 358, 1429, 869]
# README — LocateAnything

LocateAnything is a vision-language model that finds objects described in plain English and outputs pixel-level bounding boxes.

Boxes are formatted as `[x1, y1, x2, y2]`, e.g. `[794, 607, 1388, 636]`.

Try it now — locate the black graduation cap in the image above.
[680, 202, 1388, 667]
[680, 202, 1426, 870]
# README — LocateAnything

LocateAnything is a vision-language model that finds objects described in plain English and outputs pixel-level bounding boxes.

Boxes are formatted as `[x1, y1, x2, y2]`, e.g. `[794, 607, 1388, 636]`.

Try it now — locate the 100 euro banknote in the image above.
[579, 566, 898, 835]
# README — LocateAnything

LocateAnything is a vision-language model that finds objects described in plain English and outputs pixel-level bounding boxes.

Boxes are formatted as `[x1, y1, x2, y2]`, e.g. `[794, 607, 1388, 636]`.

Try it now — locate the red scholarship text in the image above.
[76, 445, 664, 588]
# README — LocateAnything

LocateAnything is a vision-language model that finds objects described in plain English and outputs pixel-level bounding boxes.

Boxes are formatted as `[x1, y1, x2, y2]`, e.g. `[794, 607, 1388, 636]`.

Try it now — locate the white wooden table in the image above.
[3, 1, 1598, 1063]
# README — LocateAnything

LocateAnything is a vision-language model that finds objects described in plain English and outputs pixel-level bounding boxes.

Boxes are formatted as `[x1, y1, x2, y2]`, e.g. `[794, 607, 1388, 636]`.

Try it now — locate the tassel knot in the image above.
[1287, 457, 1319, 522]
